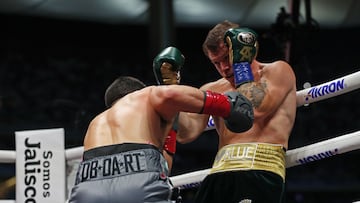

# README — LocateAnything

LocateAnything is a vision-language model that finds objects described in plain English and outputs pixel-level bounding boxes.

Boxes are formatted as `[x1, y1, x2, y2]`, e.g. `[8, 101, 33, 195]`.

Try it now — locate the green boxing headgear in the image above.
[224, 27, 259, 63]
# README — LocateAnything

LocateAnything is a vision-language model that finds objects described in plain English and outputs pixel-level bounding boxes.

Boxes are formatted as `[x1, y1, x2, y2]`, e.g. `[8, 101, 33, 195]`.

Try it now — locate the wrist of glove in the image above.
[224, 28, 258, 87]
[223, 91, 254, 133]
[153, 46, 185, 85]
[200, 90, 254, 133]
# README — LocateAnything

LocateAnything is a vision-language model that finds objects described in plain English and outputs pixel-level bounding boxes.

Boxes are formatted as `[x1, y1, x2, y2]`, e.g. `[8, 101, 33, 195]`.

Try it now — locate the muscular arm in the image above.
[149, 85, 205, 122]
[150, 84, 254, 143]
[238, 61, 296, 117]
[224, 28, 296, 117]
[176, 112, 210, 143]
[176, 82, 215, 143]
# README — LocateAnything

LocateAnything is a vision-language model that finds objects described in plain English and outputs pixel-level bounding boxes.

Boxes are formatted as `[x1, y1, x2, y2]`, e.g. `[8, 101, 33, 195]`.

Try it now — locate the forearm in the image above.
[176, 112, 209, 143]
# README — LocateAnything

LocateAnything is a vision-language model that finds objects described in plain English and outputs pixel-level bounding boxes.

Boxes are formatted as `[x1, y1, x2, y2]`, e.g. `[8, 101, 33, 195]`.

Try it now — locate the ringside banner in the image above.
[15, 128, 66, 203]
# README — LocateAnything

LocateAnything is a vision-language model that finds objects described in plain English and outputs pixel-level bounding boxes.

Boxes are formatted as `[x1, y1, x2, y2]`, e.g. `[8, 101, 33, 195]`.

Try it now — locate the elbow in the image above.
[155, 86, 180, 105]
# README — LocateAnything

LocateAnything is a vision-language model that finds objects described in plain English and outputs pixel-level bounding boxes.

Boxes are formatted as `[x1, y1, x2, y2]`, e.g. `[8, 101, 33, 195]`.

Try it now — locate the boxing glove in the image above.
[223, 91, 254, 133]
[200, 90, 254, 133]
[153, 46, 185, 85]
[224, 28, 258, 88]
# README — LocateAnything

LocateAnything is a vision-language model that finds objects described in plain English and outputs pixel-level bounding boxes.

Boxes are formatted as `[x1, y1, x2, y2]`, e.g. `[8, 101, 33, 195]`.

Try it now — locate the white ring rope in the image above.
[0, 70, 359, 202]
[65, 146, 84, 161]
[0, 150, 16, 164]
[205, 70, 360, 131]
[1, 130, 358, 190]
[296, 70, 360, 107]
[0, 147, 85, 163]
[170, 130, 360, 189]
[0, 70, 359, 163]
[285, 130, 360, 168]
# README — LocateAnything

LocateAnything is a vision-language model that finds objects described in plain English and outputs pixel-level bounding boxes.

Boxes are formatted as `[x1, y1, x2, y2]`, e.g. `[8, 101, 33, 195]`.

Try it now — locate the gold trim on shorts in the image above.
[210, 143, 286, 181]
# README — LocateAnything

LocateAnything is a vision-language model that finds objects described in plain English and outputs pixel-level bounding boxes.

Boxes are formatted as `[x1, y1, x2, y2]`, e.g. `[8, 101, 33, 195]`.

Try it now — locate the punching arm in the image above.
[153, 46, 185, 156]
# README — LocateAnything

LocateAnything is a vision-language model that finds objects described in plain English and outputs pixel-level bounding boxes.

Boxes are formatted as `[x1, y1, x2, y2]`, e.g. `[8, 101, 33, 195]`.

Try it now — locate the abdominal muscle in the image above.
[214, 107, 292, 150]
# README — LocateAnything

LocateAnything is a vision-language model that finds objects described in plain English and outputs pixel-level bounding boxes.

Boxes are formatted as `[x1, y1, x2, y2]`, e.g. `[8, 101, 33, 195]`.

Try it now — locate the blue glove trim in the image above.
[233, 62, 254, 87]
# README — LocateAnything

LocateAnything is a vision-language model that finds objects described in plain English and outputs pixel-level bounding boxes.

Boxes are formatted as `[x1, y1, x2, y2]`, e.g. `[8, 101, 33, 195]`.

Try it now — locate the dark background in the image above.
[0, 13, 359, 202]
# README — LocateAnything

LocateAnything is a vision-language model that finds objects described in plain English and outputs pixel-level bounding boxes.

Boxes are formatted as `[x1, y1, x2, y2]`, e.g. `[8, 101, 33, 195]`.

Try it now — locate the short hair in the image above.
[104, 76, 146, 108]
[202, 20, 239, 57]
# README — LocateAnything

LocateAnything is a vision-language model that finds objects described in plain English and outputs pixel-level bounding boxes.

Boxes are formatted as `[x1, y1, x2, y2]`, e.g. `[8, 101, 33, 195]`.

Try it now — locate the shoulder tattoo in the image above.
[237, 81, 267, 108]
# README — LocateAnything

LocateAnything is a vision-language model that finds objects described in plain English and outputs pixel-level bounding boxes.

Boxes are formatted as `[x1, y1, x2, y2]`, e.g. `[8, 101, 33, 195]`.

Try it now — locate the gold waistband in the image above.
[210, 143, 286, 181]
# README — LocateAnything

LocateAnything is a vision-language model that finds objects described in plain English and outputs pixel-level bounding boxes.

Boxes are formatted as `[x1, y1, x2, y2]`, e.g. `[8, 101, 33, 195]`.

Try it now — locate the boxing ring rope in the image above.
[295, 70, 360, 107]
[171, 129, 360, 189]
[0, 70, 359, 201]
[2, 130, 359, 189]
[1, 70, 359, 163]
[170, 70, 360, 188]
[0, 151, 16, 164]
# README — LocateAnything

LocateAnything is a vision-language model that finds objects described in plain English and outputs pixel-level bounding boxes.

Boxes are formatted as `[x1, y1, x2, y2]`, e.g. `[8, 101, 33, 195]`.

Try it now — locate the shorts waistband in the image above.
[75, 143, 168, 184]
[83, 143, 161, 160]
[210, 143, 286, 181]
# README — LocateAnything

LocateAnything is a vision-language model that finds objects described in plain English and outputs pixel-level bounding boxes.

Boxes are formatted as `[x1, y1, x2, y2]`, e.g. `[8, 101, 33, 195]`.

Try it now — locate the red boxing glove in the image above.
[201, 90, 231, 118]
[164, 129, 177, 155]
[200, 90, 254, 133]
